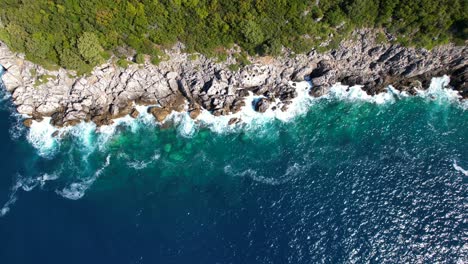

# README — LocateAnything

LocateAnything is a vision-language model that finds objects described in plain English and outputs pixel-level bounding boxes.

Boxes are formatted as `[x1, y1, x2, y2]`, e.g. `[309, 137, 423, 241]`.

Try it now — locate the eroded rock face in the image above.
[0, 29, 466, 128]
[308, 37, 467, 96]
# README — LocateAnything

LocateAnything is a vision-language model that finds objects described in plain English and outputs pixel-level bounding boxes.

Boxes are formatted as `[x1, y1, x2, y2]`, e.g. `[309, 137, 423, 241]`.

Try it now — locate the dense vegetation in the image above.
[0, 0, 466, 73]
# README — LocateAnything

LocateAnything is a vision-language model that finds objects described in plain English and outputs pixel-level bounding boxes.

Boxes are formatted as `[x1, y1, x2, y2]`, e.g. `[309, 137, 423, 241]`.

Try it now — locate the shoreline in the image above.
[0, 30, 466, 128]
[23, 76, 466, 154]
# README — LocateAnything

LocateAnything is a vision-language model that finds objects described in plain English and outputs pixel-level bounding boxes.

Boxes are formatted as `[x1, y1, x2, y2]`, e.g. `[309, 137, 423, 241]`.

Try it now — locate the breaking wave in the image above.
[25, 76, 465, 158]
[0, 66, 466, 262]
[0, 75, 460, 209]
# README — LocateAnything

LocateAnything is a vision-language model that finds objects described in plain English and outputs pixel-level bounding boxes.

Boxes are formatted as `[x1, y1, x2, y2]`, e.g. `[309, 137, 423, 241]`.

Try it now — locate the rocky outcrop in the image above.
[307, 38, 467, 96]
[254, 98, 271, 113]
[0, 29, 466, 127]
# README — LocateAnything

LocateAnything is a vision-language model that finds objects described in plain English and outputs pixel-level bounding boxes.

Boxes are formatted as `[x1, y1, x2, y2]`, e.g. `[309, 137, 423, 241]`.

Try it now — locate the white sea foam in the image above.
[24, 77, 465, 156]
[126, 152, 161, 170]
[0, 172, 60, 217]
[27, 117, 59, 158]
[134, 104, 157, 125]
[56, 154, 111, 200]
[453, 161, 468, 176]
[326, 83, 409, 104]
[8, 113, 27, 140]
[416, 75, 461, 101]
[4, 75, 465, 207]
[0, 85, 10, 102]
[224, 166, 284, 185]
[224, 162, 305, 186]
[0, 80, 28, 140]
[165, 81, 315, 136]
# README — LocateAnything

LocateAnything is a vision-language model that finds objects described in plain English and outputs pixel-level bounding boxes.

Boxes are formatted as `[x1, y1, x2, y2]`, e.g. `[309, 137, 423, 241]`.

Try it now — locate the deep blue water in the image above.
[0, 79, 467, 263]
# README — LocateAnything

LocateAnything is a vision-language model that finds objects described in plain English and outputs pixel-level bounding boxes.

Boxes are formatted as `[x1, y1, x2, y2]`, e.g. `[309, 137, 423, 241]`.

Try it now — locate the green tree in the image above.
[59, 48, 91, 73]
[26, 32, 52, 60]
[344, 0, 380, 26]
[5, 23, 28, 51]
[135, 53, 145, 64]
[0, 0, 465, 73]
[241, 20, 264, 50]
[77, 32, 104, 65]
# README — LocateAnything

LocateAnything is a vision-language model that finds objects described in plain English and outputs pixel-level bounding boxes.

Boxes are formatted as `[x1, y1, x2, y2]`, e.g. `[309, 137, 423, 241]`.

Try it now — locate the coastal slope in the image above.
[0, 30, 466, 127]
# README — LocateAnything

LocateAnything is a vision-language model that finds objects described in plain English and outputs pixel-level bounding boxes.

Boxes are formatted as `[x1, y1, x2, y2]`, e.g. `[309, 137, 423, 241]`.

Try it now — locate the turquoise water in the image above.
[0, 78, 467, 263]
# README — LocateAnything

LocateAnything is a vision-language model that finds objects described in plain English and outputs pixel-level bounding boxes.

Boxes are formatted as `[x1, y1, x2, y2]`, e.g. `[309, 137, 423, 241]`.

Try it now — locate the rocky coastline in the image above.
[0, 30, 466, 128]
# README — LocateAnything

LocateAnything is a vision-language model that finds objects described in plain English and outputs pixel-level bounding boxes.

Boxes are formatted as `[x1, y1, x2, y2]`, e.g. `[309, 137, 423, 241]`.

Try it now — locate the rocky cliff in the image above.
[0, 30, 466, 127]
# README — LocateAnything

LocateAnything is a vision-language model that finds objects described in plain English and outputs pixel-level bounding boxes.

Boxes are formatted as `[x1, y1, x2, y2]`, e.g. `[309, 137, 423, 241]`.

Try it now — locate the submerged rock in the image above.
[228, 117, 240, 125]
[23, 118, 33, 128]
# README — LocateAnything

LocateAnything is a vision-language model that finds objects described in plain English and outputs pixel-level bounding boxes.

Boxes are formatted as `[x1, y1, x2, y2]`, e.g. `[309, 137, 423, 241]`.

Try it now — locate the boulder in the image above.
[309, 85, 330, 97]
[240, 66, 270, 88]
[23, 118, 33, 128]
[254, 98, 270, 113]
[230, 99, 246, 114]
[228, 117, 240, 125]
[189, 107, 201, 119]
[92, 115, 114, 126]
[130, 108, 140, 118]
[292, 65, 315, 81]
[17, 105, 35, 115]
[148, 107, 171, 122]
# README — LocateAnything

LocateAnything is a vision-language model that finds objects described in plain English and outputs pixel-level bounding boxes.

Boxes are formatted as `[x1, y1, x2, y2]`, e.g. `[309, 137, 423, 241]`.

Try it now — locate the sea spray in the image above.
[327, 83, 407, 103]
[27, 117, 59, 158]
[416, 75, 461, 102]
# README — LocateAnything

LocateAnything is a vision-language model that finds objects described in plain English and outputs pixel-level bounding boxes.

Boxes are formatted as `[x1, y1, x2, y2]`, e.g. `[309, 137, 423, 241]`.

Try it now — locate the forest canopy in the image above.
[0, 0, 466, 73]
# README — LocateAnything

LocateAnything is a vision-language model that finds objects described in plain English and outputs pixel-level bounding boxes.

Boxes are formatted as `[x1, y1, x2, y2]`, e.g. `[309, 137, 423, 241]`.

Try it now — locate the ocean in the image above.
[0, 77, 466, 263]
